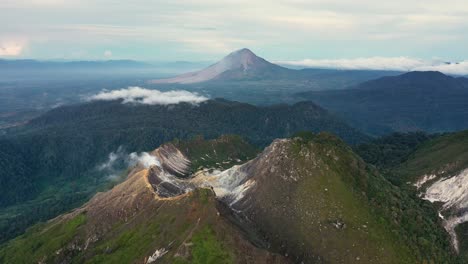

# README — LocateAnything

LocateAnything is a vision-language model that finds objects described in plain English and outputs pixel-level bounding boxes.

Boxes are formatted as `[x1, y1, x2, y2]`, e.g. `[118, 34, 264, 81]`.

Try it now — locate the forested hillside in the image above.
[298, 71, 468, 135]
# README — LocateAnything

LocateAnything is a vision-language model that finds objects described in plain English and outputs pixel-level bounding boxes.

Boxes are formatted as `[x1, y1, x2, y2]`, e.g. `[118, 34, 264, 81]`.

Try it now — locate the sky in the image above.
[1, 0, 468, 63]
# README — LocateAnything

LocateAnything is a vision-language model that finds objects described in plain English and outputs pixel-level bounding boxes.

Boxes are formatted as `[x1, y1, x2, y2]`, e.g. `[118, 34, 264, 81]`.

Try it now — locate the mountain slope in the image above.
[151, 49, 292, 84]
[297, 71, 468, 135]
[226, 132, 457, 263]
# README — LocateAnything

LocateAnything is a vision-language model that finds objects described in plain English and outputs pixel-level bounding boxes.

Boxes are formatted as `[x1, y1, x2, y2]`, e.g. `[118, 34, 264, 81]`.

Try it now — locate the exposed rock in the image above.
[421, 168, 468, 252]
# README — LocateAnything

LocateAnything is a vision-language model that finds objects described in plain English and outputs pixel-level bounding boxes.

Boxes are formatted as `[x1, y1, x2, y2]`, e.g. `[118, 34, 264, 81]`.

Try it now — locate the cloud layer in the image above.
[89, 87, 209, 105]
[278, 57, 468, 75]
[1, 0, 467, 60]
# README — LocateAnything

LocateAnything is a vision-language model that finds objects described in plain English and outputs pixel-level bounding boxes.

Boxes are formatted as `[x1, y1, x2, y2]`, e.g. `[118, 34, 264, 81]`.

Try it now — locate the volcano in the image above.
[151, 48, 291, 84]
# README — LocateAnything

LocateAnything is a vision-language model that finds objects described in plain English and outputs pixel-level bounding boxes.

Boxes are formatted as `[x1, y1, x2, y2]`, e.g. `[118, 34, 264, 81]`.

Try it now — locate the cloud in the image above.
[414, 61, 468, 76]
[0, 42, 24, 56]
[1, 0, 468, 60]
[89, 87, 209, 105]
[129, 152, 161, 168]
[277, 57, 468, 75]
[104, 50, 112, 58]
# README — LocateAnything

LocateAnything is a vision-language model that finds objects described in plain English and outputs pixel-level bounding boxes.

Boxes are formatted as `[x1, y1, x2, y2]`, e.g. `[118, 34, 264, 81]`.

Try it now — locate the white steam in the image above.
[98, 149, 121, 171]
[97, 147, 127, 181]
[129, 152, 161, 168]
[89, 87, 208, 105]
[277, 57, 468, 76]
[97, 148, 164, 180]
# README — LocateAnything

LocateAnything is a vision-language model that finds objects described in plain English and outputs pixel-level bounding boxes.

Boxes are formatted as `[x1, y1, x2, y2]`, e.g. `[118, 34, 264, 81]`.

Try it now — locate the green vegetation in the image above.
[355, 132, 434, 170]
[355, 132, 435, 185]
[396, 130, 468, 182]
[87, 219, 163, 263]
[190, 226, 234, 264]
[174, 134, 258, 173]
[298, 71, 468, 136]
[0, 187, 247, 264]
[272, 132, 460, 262]
[0, 213, 86, 264]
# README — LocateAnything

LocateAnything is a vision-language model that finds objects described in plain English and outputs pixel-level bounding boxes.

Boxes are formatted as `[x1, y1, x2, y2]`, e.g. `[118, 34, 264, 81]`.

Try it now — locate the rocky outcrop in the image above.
[416, 168, 468, 252]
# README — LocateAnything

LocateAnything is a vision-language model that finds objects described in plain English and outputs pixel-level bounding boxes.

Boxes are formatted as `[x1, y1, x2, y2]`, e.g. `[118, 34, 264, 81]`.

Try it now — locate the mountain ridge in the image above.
[297, 71, 468, 135]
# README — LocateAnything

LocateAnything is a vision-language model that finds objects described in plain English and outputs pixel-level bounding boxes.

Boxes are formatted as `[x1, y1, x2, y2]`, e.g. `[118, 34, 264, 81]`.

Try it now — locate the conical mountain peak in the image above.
[151, 48, 289, 84]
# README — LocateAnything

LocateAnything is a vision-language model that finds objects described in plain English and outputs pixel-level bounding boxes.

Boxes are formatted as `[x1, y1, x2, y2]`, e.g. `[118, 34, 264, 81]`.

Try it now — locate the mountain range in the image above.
[297, 71, 468, 135]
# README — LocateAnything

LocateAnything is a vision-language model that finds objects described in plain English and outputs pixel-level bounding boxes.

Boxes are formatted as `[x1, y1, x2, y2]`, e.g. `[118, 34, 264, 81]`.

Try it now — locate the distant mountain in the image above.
[0, 133, 459, 263]
[0, 98, 367, 243]
[150, 48, 401, 94]
[297, 71, 468, 135]
[151, 48, 292, 84]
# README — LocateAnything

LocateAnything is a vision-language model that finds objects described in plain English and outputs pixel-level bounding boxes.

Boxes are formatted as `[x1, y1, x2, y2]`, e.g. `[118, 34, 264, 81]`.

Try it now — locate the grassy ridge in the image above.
[396, 130, 468, 181]
[287, 132, 458, 262]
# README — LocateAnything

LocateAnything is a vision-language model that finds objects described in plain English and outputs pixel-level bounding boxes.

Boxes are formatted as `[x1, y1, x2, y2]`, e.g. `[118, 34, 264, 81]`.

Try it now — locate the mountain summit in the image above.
[151, 48, 290, 84]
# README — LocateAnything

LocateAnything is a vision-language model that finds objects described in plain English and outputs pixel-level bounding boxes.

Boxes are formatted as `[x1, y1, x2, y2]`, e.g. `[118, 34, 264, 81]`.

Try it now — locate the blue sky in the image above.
[1, 0, 468, 62]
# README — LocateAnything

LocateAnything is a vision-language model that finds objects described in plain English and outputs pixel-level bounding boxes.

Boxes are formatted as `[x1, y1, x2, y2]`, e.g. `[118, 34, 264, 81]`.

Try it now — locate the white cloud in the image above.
[414, 61, 468, 76]
[104, 50, 112, 58]
[0, 42, 24, 56]
[277, 57, 468, 75]
[89, 87, 209, 105]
